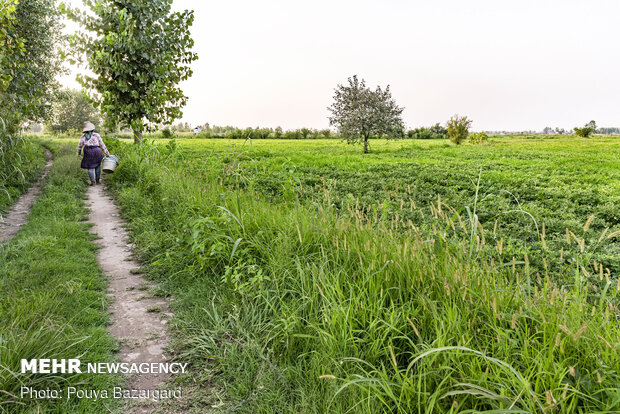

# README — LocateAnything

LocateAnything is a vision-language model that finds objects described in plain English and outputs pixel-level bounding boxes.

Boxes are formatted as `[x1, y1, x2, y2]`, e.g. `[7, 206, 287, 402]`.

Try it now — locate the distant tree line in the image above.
[406, 123, 448, 139]
[189, 125, 335, 139]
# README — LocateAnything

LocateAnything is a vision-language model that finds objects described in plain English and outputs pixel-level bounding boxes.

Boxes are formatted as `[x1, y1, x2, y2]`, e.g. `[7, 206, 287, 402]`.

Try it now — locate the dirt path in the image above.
[0, 148, 53, 243]
[87, 184, 174, 414]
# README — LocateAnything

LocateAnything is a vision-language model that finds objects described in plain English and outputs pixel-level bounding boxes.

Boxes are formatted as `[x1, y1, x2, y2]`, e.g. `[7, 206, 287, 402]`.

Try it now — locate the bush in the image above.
[468, 131, 488, 144]
[161, 127, 174, 139]
[408, 123, 448, 140]
[446, 114, 472, 144]
[429, 122, 448, 139]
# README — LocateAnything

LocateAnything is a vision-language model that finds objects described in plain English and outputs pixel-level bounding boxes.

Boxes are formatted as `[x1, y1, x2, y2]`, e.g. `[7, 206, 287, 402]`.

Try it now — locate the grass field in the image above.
[103, 135, 619, 413]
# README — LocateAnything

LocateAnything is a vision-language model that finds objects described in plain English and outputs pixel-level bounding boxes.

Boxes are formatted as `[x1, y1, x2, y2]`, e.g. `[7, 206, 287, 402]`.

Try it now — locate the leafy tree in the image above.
[328, 75, 404, 153]
[429, 122, 448, 139]
[408, 123, 448, 140]
[0, 0, 20, 93]
[300, 127, 311, 139]
[446, 114, 472, 144]
[47, 89, 102, 133]
[65, 0, 198, 144]
[274, 126, 283, 138]
[1, 0, 64, 132]
[283, 129, 301, 139]
[408, 127, 433, 139]
[574, 120, 597, 137]
[319, 129, 331, 138]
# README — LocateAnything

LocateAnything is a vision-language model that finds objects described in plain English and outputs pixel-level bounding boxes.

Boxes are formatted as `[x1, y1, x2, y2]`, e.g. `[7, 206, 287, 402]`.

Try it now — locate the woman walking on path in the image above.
[78, 121, 110, 185]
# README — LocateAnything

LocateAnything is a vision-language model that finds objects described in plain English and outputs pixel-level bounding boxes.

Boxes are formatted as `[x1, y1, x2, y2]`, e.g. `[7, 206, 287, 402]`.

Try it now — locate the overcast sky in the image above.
[59, 0, 620, 131]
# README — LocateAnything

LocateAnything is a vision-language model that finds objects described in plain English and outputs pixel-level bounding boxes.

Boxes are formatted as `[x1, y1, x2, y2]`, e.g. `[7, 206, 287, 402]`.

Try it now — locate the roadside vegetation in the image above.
[0, 142, 121, 413]
[0, 125, 46, 214]
[105, 136, 619, 413]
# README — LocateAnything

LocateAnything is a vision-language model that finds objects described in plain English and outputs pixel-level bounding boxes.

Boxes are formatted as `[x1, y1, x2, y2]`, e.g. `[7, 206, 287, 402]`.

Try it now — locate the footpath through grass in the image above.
[0, 142, 120, 413]
[105, 138, 619, 413]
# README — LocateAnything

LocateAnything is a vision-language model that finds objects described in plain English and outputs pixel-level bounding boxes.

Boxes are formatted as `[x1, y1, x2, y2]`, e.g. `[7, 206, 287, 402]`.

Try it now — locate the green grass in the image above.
[103, 136, 619, 413]
[0, 133, 46, 215]
[0, 143, 121, 413]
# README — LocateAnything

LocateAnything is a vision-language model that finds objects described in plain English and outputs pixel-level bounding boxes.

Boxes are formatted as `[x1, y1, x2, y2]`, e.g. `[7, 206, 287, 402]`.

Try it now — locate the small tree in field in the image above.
[446, 114, 472, 144]
[328, 75, 404, 153]
[574, 120, 596, 137]
[65, 0, 198, 144]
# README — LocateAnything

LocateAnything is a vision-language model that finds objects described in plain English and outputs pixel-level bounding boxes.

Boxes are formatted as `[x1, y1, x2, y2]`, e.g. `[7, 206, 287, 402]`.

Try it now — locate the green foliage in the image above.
[105, 138, 619, 413]
[329, 75, 404, 153]
[0, 0, 20, 92]
[429, 122, 448, 138]
[65, 0, 198, 143]
[0, 0, 64, 132]
[447, 114, 472, 144]
[408, 123, 448, 139]
[468, 131, 488, 144]
[46, 89, 102, 133]
[283, 129, 302, 139]
[574, 120, 597, 138]
[0, 129, 46, 214]
[161, 127, 174, 139]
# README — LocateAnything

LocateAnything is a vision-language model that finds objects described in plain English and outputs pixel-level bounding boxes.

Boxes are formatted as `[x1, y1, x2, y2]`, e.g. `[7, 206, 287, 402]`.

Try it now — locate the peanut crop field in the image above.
[97, 135, 619, 413]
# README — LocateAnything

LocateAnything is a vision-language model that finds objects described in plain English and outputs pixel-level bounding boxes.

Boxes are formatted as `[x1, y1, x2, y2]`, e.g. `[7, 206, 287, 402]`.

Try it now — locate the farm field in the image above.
[101, 135, 619, 413]
[173, 136, 620, 281]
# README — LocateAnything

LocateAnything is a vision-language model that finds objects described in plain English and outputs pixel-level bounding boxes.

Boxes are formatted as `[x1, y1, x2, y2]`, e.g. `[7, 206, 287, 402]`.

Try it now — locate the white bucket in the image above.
[102, 155, 118, 173]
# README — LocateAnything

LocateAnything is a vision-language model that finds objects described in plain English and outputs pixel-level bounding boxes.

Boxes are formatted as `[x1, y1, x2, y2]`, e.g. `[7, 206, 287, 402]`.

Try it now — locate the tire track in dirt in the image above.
[87, 184, 176, 414]
[0, 148, 53, 243]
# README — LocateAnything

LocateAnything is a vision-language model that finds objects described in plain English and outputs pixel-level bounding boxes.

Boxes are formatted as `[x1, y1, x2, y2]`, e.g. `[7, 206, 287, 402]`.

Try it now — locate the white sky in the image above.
[59, 0, 620, 131]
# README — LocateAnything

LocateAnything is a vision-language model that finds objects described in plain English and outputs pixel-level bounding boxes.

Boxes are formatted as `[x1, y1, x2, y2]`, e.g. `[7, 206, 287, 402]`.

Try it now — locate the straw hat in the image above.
[82, 121, 96, 132]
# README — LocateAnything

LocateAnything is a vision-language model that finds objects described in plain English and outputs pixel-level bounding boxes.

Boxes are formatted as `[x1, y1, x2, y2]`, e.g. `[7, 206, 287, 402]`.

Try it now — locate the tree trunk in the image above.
[363, 136, 369, 154]
[133, 129, 143, 145]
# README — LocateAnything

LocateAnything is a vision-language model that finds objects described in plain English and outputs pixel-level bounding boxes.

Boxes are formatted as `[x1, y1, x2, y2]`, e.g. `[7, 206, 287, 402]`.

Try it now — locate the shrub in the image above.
[468, 131, 488, 144]
[429, 122, 448, 139]
[409, 127, 434, 139]
[408, 123, 449, 140]
[161, 127, 174, 139]
[446, 114, 472, 144]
